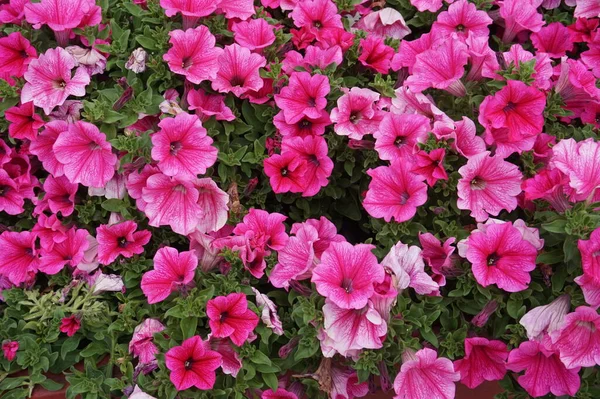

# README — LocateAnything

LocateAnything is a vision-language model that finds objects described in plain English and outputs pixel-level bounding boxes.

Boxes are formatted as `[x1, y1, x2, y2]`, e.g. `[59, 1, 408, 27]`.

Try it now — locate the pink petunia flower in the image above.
[270, 224, 318, 290]
[217, 0, 256, 20]
[165, 336, 222, 391]
[264, 152, 308, 194]
[187, 89, 235, 122]
[262, 389, 298, 399]
[189, 227, 232, 273]
[160, 0, 218, 29]
[575, 273, 600, 309]
[330, 88, 382, 139]
[457, 152, 522, 221]
[530, 22, 574, 58]
[358, 36, 394, 74]
[151, 112, 217, 179]
[411, 149, 448, 187]
[163, 27, 222, 85]
[500, 44, 553, 90]
[281, 135, 333, 197]
[29, 121, 67, 177]
[577, 227, 600, 282]
[507, 339, 580, 397]
[212, 44, 266, 98]
[312, 241, 384, 310]
[0, 169, 27, 215]
[0, 32, 36, 82]
[432, 0, 492, 40]
[0, 231, 39, 285]
[53, 121, 116, 188]
[32, 214, 68, 251]
[39, 227, 89, 275]
[5, 102, 44, 141]
[553, 306, 600, 368]
[419, 233, 456, 276]
[126, 165, 160, 212]
[550, 138, 600, 202]
[283, 45, 343, 74]
[194, 178, 229, 234]
[59, 315, 81, 337]
[433, 117, 486, 159]
[462, 221, 537, 292]
[519, 294, 570, 341]
[363, 161, 428, 223]
[409, 0, 450, 12]
[2, 341, 18, 361]
[252, 288, 284, 336]
[273, 110, 330, 138]
[97, 221, 151, 265]
[232, 18, 276, 52]
[391, 31, 441, 73]
[207, 292, 259, 346]
[274, 72, 330, 124]
[554, 59, 600, 115]
[207, 337, 242, 377]
[522, 168, 571, 212]
[0, 0, 28, 25]
[382, 241, 439, 296]
[234, 209, 288, 252]
[290, 0, 343, 36]
[454, 337, 508, 389]
[141, 247, 198, 304]
[499, 0, 545, 43]
[355, 8, 411, 40]
[129, 319, 165, 364]
[575, 0, 600, 18]
[393, 348, 460, 399]
[22, 47, 90, 115]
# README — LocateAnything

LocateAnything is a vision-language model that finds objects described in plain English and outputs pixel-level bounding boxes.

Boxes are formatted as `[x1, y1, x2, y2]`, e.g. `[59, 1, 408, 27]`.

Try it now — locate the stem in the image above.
[54, 30, 71, 47]
[182, 16, 199, 30]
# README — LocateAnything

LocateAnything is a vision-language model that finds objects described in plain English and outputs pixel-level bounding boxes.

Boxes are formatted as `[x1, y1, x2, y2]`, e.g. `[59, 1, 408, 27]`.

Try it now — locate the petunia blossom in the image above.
[454, 338, 508, 389]
[281, 135, 333, 197]
[252, 288, 284, 336]
[431, 0, 492, 39]
[141, 247, 198, 304]
[0, 32, 36, 82]
[355, 8, 411, 40]
[530, 22, 574, 58]
[330, 88, 381, 139]
[232, 18, 276, 52]
[207, 293, 259, 346]
[212, 44, 266, 98]
[274, 72, 330, 124]
[0, 231, 39, 285]
[187, 89, 235, 122]
[165, 336, 222, 391]
[358, 36, 394, 74]
[97, 221, 152, 265]
[382, 241, 439, 296]
[270, 224, 318, 289]
[159, 0, 218, 29]
[550, 138, 600, 202]
[39, 227, 89, 275]
[553, 306, 600, 368]
[5, 102, 44, 141]
[519, 294, 570, 341]
[194, 178, 229, 234]
[499, 0, 545, 43]
[129, 319, 165, 364]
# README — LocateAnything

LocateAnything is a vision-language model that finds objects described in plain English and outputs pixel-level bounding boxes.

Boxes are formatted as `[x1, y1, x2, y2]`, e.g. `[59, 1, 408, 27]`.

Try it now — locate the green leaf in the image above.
[39, 378, 65, 391]
[0, 377, 28, 390]
[136, 36, 158, 50]
[180, 317, 198, 339]
[61, 336, 81, 360]
[80, 342, 107, 358]
[250, 350, 272, 366]
[101, 199, 126, 212]
[262, 373, 279, 391]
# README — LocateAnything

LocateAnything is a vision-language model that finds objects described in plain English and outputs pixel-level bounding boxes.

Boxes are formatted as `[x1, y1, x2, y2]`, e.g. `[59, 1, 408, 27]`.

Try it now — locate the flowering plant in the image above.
[1, 0, 600, 399]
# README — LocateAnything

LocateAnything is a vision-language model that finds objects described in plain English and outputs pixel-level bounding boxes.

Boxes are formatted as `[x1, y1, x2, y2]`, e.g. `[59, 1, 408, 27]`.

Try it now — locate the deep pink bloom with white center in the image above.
[499, 0, 545, 43]
[382, 241, 439, 296]
[374, 113, 430, 161]
[281, 135, 333, 197]
[412, 149, 448, 187]
[187, 89, 235, 122]
[454, 337, 508, 389]
[212, 44, 266, 98]
[270, 224, 319, 289]
[274, 72, 330, 124]
[5, 102, 44, 141]
[464, 221, 537, 292]
[312, 241, 384, 310]
[207, 293, 259, 346]
[232, 18, 275, 52]
[290, 0, 342, 35]
[39, 227, 89, 275]
[141, 173, 203, 235]
[151, 113, 217, 179]
[393, 348, 460, 399]
[550, 138, 600, 202]
[507, 340, 580, 398]
[129, 319, 165, 364]
[165, 336, 222, 391]
[273, 110, 331, 138]
[2, 341, 18, 361]
[432, 0, 492, 39]
[21, 47, 90, 115]
[163, 27, 222, 85]
[0, 231, 39, 285]
[553, 306, 600, 368]
[0, 32, 36, 82]
[405, 36, 468, 97]
[531, 22, 574, 58]
[97, 221, 151, 265]
[29, 121, 67, 177]
[141, 247, 198, 304]
[363, 161, 428, 223]
[330, 88, 381, 139]
[457, 152, 522, 222]
[520, 294, 570, 341]
[264, 152, 307, 194]
[358, 36, 394, 74]
[356, 8, 411, 40]
[53, 121, 116, 188]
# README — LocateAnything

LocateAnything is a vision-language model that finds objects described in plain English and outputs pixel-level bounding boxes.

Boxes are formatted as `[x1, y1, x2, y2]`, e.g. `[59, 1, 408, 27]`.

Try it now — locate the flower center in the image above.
[89, 141, 102, 151]
[313, 21, 322, 29]
[170, 141, 183, 155]
[118, 237, 128, 248]
[503, 102, 517, 112]
[230, 75, 244, 87]
[281, 167, 288, 176]
[470, 177, 487, 190]
[220, 312, 229, 322]
[309, 154, 320, 166]
[173, 184, 187, 193]
[399, 192, 410, 205]
[349, 111, 361, 124]
[341, 278, 354, 293]
[53, 79, 67, 89]
[456, 24, 465, 31]
[0, 185, 9, 196]
[394, 137, 405, 147]
[299, 119, 312, 129]
[576, 321, 597, 332]
[307, 97, 316, 107]
[487, 253, 500, 266]
[184, 358, 194, 370]
[181, 57, 193, 69]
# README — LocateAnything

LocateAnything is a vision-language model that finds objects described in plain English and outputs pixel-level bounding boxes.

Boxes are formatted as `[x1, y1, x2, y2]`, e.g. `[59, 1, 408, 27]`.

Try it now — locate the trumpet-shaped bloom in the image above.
[194, 178, 229, 234]
[290, 0, 342, 35]
[141, 247, 198, 304]
[42, 175, 78, 217]
[412, 149, 448, 187]
[53, 121, 117, 188]
[39, 228, 89, 275]
[270, 224, 318, 289]
[160, 0, 217, 20]
[499, 0, 545, 43]
[312, 242, 384, 310]
[432, 0, 492, 39]
[207, 293, 259, 346]
[578, 227, 600, 281]
[59, 315, 81, 337]
[151, 113, 217, 179]
[163, 27, 222, 85]
[382, 241, 439, 296]
[24, 0, 98, 31]
[457, 152, 522, 222]
[575, 0, 600, 18]
[97, 221, 152, 265]
[356, 8, 411, 40]
[281, 135, 333, 197]
[129, 319, 165, 364]
[232, 18, 276, 51]
[358, 36, 394, 74]
[263, 152, 307, 194]
[29, 121, 68, 177]
[330, 88, 381, 139]
[575, 273, 600, 309]
[0, 32, 36, 81]
[374, 113, 430, 161]
[187, 89, 235, 122]
[519, 294, 570, 341]
[21, 47, 90, 115]
[165, 336, 222, 391]
[212, 44, 266, 98]
[553, 306, 600, 368]
[531, 22, 574, 58]
[393, 348, 460, 399]
[363, 161, 428, 223]
[0, 0, 28, 25]
[550, 138, 600, 202]
[0, 231, 39, 285]
[274, 72, 330, 124]
[0, 170, 26, 215]
[454, 338, 508, 389]
[5, 102, 44, 141]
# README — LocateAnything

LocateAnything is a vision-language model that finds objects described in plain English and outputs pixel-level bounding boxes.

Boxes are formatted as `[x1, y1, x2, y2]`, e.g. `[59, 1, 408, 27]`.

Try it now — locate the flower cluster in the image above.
[1, 0, 600, 399]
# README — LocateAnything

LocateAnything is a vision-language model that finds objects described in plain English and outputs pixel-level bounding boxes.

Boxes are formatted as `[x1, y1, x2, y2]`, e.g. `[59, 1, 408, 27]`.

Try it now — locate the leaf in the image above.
[101, 199, 126, 212]
[39, 378, 65, 391]
[61, 336, 81, 360]
[250, 350, 272, 365]
[180, 317, 198, 339]
[80, 342, 107, 358]
[136, 36, 158, 51]
[0, 377, 28, 390]
[262, 373, 279, 391]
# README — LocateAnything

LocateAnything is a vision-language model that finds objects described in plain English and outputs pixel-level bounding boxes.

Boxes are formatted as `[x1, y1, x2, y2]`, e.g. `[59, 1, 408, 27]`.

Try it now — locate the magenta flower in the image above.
[405, 36, 468, 97]
[269, 224, 317, 289]
[434, 117, 485, 159]
[410, 0, 445, 12]
[151, 112, 217, 179]
[29, 121, 67, 177]
[233, 209, 288, 252]
[264, 152, 307, 194]
[129, 319, 165, 364]
[163, 27, 222, 85]
[262, 389, 298, 399]
[5, 102, 44, 141]
[312, 241, 384, 310]
[356, 8, 411, 40]
[501, 44, 553, 90]
[0, 32, 36, 82]
[0, 231, 39, 285]
[321, 300, 387, 356]
[363, 161, 428, 223]
[273, 110, 330, 138]
[432, 0, 492, 39]
[575, 273, 600, 309]
[207, 292, 259, 346]
[454, 337, 508, 389]
[358, 36, 394, 74]
[218, 0, 256, 20]
[393, 348, 460, 399]
[165, 336, 222, 391]
[207, 337, 242, 377]
[419, 233, 456, 275]
[141, 173, 203, 235]
[575, 0, 600, 18]
[274, 71, 330, 124]
[520, 294, 570, 341]
[2, 341, 18, 361]
[290, 0, 342, 36]
[554, 306, 600, 368]
[32, 214, 68, 251]
[578, 227, 600, 281]
[0, 169, 26, 215]
[330, 87, 382, 139]
[141, 247, 198, 304]
[457, 152, 522, 222]
[187, 89, 235, 122]
[232, 18, 276, 52]
[194, 178, 229, 234]
[39, 227, 89, 275]
[97, 221, 152, 265]
[550, 138, 600, 202]
[281, 135, 333, 197]
[59, 315, 81, 337]
[411, 149, 448, 187]
[160, 0, 218, 29]
[523, 168, 571, 212]
[531, 22, 574, 58]
[499, 0, 545, 43]
[391, 31, 441, 73]
[53, 121, 116, 188]
[0, 0, 28, 25]
[22, 47, 90, 115]
[463, 221, 537, 292]
[126, 165, 160, 212]
[374, 113, 431, 161]
[212, 44, 266, 98]
[282, 45, 343, 74]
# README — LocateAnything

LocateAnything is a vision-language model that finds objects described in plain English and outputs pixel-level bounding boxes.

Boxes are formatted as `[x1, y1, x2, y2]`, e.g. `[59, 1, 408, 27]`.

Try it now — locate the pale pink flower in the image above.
[269, 224, 318, 290]
[252, 288, 284, 336]
[550, 138, 600, 202]
[129, 319, 165, 364]
[574, 0, 600, 18]
[382, 241, 439, 296]
[520, 294, 570, 341]
[356, 8, 411, 40]
[194, 178, 229, 234]
[553, 306, 600, 368]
